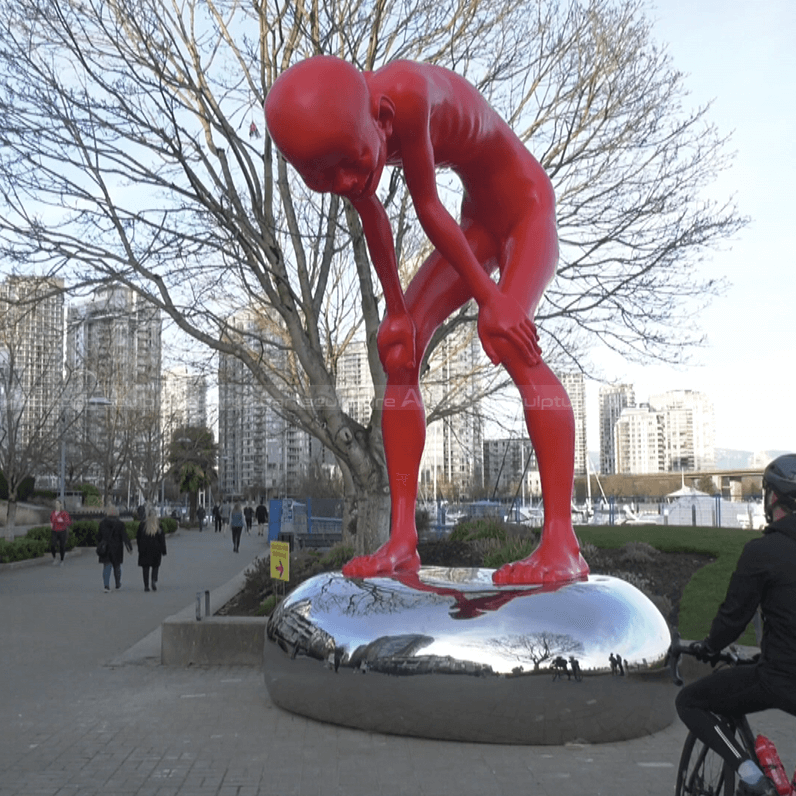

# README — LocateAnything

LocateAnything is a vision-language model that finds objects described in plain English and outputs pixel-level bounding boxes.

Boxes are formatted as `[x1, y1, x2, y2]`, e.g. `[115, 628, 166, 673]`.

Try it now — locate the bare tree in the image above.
[127, 407, 170, 505]
[63, 284, 162, 506]
[0, 0, 744, 552]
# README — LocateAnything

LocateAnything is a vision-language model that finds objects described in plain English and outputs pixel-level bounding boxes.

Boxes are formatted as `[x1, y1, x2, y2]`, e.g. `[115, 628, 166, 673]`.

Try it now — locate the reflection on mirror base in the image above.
[264, 568, 674, 745]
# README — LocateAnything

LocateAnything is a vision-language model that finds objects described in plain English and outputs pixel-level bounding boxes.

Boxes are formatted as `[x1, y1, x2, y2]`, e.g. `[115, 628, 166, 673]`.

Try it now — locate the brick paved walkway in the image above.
[1, 529, 794, 796]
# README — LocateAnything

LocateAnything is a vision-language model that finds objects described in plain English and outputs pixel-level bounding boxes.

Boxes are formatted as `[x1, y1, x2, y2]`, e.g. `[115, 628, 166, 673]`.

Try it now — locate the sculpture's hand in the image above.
[377, 311, 417, 372]
[477, 293, 541, 367]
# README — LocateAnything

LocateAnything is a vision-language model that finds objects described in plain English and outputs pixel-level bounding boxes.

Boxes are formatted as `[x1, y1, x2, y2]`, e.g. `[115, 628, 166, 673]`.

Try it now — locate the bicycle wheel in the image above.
[676, 731, 735, 796]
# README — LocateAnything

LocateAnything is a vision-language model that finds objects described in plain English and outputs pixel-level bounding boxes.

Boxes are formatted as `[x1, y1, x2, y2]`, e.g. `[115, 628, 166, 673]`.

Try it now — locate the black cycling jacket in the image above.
[707, 513, 796, 683]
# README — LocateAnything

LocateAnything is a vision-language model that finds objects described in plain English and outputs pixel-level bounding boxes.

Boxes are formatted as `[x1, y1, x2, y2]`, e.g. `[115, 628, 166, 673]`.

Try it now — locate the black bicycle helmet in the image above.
[763, 454, 796, 522]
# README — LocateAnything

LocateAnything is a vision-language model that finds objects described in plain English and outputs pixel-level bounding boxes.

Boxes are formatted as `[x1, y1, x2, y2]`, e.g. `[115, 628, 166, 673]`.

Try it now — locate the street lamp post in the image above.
[59, 409, 66, 503]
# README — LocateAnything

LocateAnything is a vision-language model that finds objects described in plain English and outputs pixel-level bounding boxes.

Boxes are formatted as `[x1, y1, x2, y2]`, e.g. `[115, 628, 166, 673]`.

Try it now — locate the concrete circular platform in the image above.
[263, 567, 674, 745]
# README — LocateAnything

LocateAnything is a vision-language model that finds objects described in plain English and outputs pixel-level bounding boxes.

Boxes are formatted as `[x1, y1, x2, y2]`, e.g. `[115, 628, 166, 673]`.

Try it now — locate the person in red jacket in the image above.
[50, 499, 72, 566]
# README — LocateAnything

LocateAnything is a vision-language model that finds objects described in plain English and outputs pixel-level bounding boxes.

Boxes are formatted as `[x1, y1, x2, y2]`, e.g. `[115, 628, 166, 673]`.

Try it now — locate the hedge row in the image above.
[0, 517, 178, 564]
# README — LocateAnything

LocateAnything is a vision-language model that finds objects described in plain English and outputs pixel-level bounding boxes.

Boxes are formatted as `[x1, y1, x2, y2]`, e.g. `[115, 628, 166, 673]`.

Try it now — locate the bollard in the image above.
[205, 590, 210, 617]
[196, 591, 202, 621]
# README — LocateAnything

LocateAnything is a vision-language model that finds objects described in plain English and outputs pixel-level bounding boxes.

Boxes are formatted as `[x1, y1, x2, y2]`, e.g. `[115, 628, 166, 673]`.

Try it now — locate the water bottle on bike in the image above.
[755, 736, 795, 796]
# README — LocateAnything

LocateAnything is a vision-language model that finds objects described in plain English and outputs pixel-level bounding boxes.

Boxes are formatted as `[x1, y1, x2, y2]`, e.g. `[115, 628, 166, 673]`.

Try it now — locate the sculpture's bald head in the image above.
[265, 56, 375, 167]
[264, 56, 390, 200]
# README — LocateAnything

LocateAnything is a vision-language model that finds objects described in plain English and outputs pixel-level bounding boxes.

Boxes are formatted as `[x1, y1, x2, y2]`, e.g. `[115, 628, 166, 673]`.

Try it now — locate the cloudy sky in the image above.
[585, 0, 796, 456]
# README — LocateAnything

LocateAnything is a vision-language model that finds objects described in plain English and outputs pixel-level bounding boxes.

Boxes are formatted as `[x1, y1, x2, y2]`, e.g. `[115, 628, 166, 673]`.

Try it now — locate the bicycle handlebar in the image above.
[666, 630, 756, 686]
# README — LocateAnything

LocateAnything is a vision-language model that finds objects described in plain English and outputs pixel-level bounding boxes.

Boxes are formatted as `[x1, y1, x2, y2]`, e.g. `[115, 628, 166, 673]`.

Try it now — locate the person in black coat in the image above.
[136, 506, 167, 592]
[97, 505, 133, 592]
[676, 454, 796, 796]
[255, 501, 268, 536]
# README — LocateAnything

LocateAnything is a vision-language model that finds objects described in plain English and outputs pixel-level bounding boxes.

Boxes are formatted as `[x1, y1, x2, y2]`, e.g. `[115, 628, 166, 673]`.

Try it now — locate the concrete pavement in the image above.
[2, 529, 795, 796]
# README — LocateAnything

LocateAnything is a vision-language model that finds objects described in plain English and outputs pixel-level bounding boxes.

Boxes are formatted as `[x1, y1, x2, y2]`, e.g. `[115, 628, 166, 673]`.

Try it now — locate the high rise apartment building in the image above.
[66, 285, 162, 412]
[599, 384, 636, 474]
[419, 325, 484, 498]
[558, 371, 588, 476]
[613, 390, 715, 474]
[0, 275, 65, 452]
[483, 438, 538, 498]
[614, 405, 665, 474]
[65, 286, 162, 499]
[649, 390, 716, 471]
[335, 340, 373, 427]
[217, 308, 311, 499]
[162, 367, 208, 438]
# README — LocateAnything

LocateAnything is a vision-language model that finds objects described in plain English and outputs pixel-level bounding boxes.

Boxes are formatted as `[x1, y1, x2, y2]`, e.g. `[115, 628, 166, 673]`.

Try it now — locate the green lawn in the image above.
[576, 524, 760, 645]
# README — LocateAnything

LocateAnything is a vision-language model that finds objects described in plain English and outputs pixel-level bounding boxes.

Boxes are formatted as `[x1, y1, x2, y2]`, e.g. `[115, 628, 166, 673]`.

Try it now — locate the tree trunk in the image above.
[4, 495, 18, 540]
[188, 490, 198, 524]
[340, 463, 391, 556]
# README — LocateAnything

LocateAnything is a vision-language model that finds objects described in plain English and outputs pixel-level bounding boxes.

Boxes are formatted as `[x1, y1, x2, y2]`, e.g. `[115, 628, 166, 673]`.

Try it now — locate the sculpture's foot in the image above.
[492, 534, 589, 586]
[342, 540, 421, 579]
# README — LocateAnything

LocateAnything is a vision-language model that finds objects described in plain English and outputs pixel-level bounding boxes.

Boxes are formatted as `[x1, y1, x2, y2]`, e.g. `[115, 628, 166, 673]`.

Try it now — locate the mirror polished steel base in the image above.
[264, 568, 674, 745]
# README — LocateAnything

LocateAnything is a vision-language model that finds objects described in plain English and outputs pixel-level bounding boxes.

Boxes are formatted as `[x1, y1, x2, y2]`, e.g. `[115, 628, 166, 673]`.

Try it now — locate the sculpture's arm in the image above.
[353, 193, 417, 370]
[399, 130, 498, 307]
[352, 194, 407, 318]
[400, 128, 540, 366]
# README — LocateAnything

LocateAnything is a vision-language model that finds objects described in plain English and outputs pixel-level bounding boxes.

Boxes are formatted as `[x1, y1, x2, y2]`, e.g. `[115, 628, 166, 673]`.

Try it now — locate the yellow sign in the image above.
[270, 541, 290, 581]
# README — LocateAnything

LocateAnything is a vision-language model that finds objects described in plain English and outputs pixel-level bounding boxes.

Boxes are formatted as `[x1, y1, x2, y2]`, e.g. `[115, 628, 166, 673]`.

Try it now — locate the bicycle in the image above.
[667, 631, 796, 796]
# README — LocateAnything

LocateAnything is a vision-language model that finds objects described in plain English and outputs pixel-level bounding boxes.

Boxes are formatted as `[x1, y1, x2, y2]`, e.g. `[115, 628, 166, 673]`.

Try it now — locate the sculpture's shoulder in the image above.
[369, 60, 498, 149]
[367, 60, 435, 110]
[370, 59, 483, 107]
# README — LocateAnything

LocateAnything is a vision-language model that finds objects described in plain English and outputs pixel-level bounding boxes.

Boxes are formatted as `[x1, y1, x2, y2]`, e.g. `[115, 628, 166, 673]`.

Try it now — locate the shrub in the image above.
[161, 517, 178, 535]
[482, 537, 536, 570]
[77, 483, 102, 507]
[449, 518, 508, 542]
[619, 541, 659, 563]
[0, 537, 49, 563]
[320, 543, 355, 569]
[26, 526, 52, 543]
[257, 595, 279, 616]
[69, 519, 100, 547]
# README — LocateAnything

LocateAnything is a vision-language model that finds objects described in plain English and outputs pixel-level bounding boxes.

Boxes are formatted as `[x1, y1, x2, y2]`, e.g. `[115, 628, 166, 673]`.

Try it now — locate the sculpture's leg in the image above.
[343, 226, 496, 579]
[492, 362, 588, 585]
[487, 212, 588, 586]
[341, 373, 425, 577]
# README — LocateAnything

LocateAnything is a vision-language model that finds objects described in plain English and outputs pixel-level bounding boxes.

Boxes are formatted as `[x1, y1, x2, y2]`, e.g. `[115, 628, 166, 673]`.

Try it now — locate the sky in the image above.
[584, 0, 796, 456]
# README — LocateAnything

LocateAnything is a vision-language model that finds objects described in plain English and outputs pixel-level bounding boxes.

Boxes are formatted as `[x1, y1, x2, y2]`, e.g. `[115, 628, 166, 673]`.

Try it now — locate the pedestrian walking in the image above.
[96, 505, 133, 591]
[255, 500, 268, 536]
[220, 499, 231, 534]
[136, 506, 167, 592]
[212, 503, 222, 533]
[230, 502, 244, 553]
[50, 499, 72, 566]
[244, 503, 254, 535]
[197, 504, 206, 532]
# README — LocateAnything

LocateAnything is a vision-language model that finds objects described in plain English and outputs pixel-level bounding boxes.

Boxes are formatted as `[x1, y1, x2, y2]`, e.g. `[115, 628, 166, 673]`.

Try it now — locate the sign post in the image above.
[270, 540, 290, 582]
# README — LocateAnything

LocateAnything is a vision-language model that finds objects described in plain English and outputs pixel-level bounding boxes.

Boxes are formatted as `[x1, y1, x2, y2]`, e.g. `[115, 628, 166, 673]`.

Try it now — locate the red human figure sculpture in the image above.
[265, 56, 589, 585]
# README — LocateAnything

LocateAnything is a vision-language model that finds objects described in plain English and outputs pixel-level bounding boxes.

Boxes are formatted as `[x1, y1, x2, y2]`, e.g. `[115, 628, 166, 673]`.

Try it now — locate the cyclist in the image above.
[675, 453, 796, 796]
